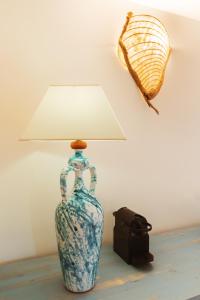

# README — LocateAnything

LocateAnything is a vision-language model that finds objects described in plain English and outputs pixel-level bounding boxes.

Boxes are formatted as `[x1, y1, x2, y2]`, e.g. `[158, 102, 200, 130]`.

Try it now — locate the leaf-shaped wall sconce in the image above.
[118, 12, 171, 114]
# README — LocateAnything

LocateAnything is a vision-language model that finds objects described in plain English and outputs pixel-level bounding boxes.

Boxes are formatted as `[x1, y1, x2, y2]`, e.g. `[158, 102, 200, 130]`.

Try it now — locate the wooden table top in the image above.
[1, 226, 200, 300]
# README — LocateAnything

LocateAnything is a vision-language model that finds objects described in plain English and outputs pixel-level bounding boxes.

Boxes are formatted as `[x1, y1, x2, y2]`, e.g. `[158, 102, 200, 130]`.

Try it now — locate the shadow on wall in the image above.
[0, 137, 68, 260]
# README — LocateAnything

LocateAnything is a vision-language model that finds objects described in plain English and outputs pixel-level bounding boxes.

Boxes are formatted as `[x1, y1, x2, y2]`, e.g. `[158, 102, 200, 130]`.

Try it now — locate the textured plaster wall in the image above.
[1, 0, 200, 262]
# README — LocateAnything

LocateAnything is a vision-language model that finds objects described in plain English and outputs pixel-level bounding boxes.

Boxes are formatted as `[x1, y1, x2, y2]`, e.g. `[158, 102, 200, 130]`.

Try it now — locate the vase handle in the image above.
[60, 166, 73, 201]
[89, 165, 97, 195]
[60, 164, 97, 201]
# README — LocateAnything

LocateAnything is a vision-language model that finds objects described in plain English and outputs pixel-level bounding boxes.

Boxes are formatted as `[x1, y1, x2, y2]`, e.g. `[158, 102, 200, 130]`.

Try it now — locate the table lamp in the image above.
[21, 85, 126, 293]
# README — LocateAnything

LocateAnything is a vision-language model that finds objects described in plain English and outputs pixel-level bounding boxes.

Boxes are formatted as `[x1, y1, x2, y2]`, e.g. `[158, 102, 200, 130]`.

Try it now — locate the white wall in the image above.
[1, 0, 200, 262]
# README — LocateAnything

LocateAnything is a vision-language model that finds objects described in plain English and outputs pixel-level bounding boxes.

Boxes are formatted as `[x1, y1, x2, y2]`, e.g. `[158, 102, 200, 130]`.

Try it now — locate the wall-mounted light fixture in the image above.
[118, 12, 171, 114]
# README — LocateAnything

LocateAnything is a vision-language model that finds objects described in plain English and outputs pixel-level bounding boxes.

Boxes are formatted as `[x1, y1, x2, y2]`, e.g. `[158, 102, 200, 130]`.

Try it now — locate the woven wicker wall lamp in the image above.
[118, 12, 171, 114]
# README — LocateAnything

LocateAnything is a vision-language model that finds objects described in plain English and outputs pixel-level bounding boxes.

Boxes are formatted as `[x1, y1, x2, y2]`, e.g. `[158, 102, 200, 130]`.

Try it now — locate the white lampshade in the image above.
[21, 85, 126, 141]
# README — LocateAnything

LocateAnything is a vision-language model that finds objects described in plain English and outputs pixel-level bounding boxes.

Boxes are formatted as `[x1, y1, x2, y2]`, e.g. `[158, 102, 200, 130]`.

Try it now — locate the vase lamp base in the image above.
[56, 139, 103, 294]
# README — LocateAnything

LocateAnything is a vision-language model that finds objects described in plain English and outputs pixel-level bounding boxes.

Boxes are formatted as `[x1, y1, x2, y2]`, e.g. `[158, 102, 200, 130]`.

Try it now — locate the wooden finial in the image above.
[70, 140, 87, 149]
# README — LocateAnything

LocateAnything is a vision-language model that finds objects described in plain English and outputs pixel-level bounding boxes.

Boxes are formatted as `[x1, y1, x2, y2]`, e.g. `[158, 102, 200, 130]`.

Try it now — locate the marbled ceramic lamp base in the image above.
[55, 140, 104, 293]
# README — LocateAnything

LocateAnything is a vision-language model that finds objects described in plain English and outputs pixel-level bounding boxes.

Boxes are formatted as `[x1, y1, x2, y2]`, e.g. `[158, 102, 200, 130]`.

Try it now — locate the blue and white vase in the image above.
[55, 150, 104, 292]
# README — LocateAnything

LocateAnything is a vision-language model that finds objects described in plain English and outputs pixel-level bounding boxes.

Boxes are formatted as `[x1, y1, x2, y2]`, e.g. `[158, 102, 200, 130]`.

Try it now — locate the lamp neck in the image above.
[68, 148, 89, 172]
[60, 141, 97, 201]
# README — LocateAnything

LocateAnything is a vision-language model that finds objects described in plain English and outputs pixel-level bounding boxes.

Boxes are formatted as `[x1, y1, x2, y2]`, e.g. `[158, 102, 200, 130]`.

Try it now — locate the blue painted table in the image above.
[1, 226, 200, 300]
